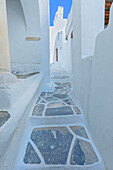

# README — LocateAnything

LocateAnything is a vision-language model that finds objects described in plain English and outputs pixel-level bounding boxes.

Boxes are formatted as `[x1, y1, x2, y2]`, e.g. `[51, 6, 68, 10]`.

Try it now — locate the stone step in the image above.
[15, 64, 105, 170]
[16, 124, 104, 170]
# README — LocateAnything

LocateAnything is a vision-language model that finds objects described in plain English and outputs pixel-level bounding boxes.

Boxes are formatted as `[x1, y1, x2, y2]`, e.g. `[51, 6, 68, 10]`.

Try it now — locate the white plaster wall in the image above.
[50, 26, 55, 63]
[69, 0, 113, 169]
[65, 7, 74, 77]
[6, 0, 42, 75]
[70, 0, 82, 101]
[70, 0, 105, 112]
[81, 0, 105, 58]
[68, 0, 105, 115]
[64, 0, 105, 114]
[0, 0, 11, 72]
[65, 29, 73, 77]
[50, 7, 67, 63]
[88, 6, 113, 169]
[39, 0, 50, 84]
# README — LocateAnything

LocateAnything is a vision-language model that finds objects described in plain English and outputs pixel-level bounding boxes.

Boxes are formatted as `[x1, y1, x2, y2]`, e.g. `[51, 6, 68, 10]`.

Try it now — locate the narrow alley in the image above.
[15, 64, 104, 170]
[0, 0, 113, 169]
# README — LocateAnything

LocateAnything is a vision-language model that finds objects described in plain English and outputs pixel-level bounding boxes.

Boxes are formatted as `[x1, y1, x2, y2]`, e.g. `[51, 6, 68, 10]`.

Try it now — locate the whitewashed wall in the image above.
[65, 8, 73, 77]
[6, 0, 42, 75]
[69, 0, 113, 169]
[88, 5, 113, 169]
[81, 0, 105, 58]
[39, 0, 50, 84]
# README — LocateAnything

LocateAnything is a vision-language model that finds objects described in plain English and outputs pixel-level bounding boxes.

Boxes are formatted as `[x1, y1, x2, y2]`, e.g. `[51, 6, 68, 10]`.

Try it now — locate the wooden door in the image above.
[56, 48, 58, 62]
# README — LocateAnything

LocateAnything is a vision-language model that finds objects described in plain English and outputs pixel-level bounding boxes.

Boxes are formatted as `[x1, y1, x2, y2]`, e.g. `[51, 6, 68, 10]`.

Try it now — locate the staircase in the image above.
[15, 64, 105, 170]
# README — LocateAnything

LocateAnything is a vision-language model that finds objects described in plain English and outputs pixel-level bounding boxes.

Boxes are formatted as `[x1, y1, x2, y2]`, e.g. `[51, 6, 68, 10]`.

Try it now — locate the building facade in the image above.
[50, 7, 67, 63]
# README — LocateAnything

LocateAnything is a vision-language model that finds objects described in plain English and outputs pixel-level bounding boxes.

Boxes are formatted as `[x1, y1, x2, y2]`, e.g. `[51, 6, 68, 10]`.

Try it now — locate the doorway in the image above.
[56, 48, 58, 62]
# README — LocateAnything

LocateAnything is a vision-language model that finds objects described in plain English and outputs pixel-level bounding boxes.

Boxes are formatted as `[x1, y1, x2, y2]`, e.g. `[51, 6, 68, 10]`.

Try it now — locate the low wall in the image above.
[0, 73, 44, 168]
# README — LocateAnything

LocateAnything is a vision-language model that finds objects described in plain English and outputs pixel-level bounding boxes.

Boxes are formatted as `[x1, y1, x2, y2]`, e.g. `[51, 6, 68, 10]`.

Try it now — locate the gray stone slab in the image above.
[70, 126, 88, 139]
[63, 98, 76, 105]
[55, 86, 64, 90]
[51, 76, 69, 80]
[52, 94, 69, 100]
[47, 92, 54, 96]
[45, 106, 74, 116]
[32, 104, 45, 116]
[44, 96, 59, 102]
[55, 91, 69, 95]
[0, 111, 10, 127]
[24, 142, 41, 164]
[31, 127, 73, 165]
[40, 100, 47, 104]
[73, 106, 81, 115]
[16, 72, 39, 79]
[71, 139, 98, 165]
[54, 82, 63, 86]
[54, 88, 70, 94]
[67, 84, 72, 88]
[47, 101, 65, 108]
[54, 83, 67, 89]
[40, 92, 46, 97]
[36, 97, 41, 104]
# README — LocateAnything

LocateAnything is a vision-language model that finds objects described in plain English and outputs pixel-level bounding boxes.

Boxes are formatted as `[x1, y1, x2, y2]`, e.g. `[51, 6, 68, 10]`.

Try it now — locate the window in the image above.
[105, 1, 113, 27]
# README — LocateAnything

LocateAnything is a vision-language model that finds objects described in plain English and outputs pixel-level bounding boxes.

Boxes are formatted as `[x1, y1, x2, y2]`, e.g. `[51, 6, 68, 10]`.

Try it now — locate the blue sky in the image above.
[49, 0, 72, 26]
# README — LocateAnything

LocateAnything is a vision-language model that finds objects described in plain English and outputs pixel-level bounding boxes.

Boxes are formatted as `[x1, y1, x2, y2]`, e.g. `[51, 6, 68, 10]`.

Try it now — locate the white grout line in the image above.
[30, 139, 45, 165]
[67, 134, 76, 165]
[70, 105, 77, 116]
[42, 103, 47, 117]
[68, 126, 90, 143]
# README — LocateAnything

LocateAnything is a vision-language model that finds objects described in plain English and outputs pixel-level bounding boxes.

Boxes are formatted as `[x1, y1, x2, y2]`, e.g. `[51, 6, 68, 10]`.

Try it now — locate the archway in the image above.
[6, 0, 26, 74]
[6, 0, 42, 76]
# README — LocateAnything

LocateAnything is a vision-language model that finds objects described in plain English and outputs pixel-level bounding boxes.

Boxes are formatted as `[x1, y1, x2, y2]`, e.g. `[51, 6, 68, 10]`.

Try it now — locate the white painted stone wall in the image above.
[66, 0, 113, 169]
[81, 0, 105, 58]
[88, 5, 113, 169]
[65, 7, 73, 77]
[6, 0, 42, 75]
[39, 0, 50, 85]
[50, 7, 67, 63]
[0, 0, 11, 72]
[66, 0, 105, 112]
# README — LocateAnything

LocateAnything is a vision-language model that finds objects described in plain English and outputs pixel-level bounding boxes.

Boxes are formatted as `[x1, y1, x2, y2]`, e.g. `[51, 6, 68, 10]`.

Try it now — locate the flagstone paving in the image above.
[32, 104, 45, 116]
[70, 126, 88, 139]
[71, 139, 98, 165]
[24, 142, 41, 164]
[47, 101, 65, 108]
[45, 106, 74, 116]
[0, 111, 10, 127]
[16, 65, 104, 170]
[31, 127, 73, 165]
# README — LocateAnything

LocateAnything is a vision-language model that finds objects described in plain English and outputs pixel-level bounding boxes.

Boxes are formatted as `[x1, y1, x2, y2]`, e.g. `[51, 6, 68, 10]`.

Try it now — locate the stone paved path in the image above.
[16, 64, 104, 170]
